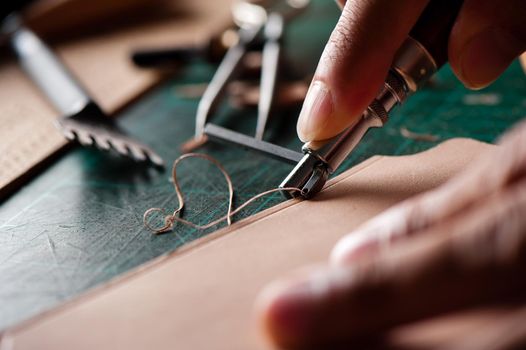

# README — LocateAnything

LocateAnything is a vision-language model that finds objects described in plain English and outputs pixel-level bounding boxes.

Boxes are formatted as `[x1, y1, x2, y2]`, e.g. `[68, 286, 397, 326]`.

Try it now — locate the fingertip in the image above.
[329, 232, 386, 266]
[296, 81, 334, 142]
[296, 79, 375, 142]
[296, 0, 428, 142]
[329, 234, 366, 265]
[295, 78, 372, 142]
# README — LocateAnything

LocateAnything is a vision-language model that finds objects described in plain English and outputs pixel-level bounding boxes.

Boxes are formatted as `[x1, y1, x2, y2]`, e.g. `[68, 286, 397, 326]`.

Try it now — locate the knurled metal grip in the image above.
[371, 35, 438, 125]
[368, 70, 408, 125]
[367, 97, 389, 124]
[384, 70, 408, 103]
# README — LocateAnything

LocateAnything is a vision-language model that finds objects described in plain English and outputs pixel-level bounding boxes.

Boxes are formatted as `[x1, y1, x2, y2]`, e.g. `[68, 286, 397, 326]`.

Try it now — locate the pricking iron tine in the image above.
[92, 135, 111, 151]
[8, 19, 165, 168]
[144, 151, 165, 168]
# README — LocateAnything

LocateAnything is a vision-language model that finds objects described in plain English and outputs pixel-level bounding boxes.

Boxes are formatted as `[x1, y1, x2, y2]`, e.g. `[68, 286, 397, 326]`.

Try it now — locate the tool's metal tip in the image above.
[279, 153, 329, 199]
[145, 151, 165, 169]
[76, 132, 94, 147]
[129, 146, 147, 162]
[93, 136, 111, 151]
[180, 134, 208, 153]
[299, 166, 329, 199]
[62, 128, 76, 141]
[109, 140, 129, 157]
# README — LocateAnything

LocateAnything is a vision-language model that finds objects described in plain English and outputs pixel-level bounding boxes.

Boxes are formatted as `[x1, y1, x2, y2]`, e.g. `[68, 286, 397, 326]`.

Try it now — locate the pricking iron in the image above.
[2, 15, 164, 168]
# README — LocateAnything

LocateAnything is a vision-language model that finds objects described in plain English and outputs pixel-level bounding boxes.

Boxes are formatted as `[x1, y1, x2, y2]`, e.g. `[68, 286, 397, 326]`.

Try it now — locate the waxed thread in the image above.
[143, 153, 301, 234]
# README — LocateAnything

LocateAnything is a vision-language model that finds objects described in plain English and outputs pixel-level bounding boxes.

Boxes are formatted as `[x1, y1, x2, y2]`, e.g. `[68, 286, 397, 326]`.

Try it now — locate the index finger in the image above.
[297, 0, 430, 142]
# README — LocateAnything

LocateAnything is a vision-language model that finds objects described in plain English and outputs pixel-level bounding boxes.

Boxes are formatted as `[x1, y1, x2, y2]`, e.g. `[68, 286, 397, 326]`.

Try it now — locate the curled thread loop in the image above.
[143, 153, 301, 234]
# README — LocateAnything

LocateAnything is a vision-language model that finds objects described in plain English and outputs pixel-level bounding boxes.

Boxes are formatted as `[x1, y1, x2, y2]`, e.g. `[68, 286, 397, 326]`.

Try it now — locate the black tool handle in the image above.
[1, 0, 33, 22]
[409, 0, 464, 68]
[131, 47, 204, 68]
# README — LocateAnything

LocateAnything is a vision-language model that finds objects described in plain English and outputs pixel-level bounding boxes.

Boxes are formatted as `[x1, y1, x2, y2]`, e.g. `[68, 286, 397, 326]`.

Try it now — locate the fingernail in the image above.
[459, 27, 524, 90]
[297, 81, 333, 142]
[330, 233, 378, 265]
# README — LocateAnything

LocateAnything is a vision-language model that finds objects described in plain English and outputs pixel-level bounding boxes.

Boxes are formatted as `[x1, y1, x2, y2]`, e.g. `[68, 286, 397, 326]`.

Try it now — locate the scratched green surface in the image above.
[1, 1, 526, 330]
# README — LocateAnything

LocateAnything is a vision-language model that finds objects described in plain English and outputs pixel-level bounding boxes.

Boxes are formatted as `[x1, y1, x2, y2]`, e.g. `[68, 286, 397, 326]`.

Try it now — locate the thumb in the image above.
[297, 0, 429, 142]
[449, 0, 526, 89]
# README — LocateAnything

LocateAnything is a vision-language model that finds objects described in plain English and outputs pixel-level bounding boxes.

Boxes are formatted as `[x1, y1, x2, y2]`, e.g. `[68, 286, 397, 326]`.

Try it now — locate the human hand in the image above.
[256, 120, 526, 348]
[297, 0, 526, 142]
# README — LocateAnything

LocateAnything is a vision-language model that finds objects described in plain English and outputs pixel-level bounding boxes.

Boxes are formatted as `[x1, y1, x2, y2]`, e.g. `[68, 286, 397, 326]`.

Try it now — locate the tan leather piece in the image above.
[0, 0, 231, 195]
[1, 138, 500, 349]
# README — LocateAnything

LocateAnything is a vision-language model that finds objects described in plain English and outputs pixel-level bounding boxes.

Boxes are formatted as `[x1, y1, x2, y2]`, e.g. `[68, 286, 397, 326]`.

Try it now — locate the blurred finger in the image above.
[257, 179, 526, 348]
[296, 0, 429, 142]
[449, 0, 526, 89]
[332, 120, 526, 264]
[451, 305, 526, 350]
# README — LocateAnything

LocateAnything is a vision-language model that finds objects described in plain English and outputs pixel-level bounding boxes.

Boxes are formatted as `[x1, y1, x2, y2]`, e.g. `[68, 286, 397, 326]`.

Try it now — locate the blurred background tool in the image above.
[179, 0, 309, 158]
[2, 14, 164, 167]
[0, 1, 33, 23]
[20, 0, 171, 39]
[0, 0, 230, 197]
[130, 28, 232, 69]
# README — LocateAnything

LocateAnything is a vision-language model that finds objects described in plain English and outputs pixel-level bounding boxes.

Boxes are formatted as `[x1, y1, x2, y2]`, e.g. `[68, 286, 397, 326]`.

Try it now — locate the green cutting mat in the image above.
[1, 1, 525, 330]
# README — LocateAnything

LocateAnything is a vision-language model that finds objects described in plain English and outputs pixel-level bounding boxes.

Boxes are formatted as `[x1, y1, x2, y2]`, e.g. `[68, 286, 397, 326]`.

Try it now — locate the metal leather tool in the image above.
[2, 15, 164, 168]
[280, 0, 464, 198]
[191, 0, 309, 153]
